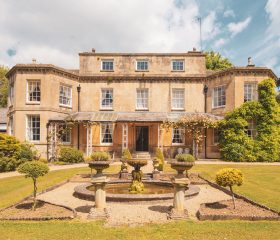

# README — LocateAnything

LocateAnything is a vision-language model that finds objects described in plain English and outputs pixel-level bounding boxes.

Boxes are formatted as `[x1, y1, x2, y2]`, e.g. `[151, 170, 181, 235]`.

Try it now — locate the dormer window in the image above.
[136, 60, 148, 71]
[172, 60, 184, 71]
[101, 60, 114, 71]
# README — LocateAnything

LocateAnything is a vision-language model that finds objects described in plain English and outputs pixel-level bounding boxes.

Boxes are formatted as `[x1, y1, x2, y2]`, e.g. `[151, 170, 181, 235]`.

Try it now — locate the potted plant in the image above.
[170, 153, 195, 177]
[88, 151, 111, 176]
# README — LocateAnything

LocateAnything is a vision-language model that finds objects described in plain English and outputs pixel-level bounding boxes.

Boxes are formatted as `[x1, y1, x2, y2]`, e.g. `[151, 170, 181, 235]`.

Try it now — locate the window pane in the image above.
[101, 123, 113, 143]
[59, 85, 72, 107]
[213, 86, 226, 107]
[101, 89, 113, 108]
[27, 81, 41, 102]
[136, 89, 148, 109]
[172, 60, 184, 71]
[172, 89, 184, 109]
[137, 61, 148, 71]
[172, 128, 185, 144]
[27, 115, 40, 141]
[102, 61, 114, 71]
[244, 83, 256, 102]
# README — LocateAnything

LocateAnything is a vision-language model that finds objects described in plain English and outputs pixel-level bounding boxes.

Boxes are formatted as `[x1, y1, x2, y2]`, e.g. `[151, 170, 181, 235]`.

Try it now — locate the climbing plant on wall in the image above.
[218, 78, 280, 162]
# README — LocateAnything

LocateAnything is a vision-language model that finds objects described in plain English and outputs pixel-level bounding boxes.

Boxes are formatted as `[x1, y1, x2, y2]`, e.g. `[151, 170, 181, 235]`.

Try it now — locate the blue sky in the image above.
[0, 0, 279, 76]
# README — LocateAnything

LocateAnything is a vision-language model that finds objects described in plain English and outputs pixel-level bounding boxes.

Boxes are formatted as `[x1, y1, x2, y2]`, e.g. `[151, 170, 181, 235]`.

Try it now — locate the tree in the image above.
[0, 65, 9, 107]
[216, 168, 243, 209]
[205, 51, 233, 71]
[17, 161, 49, 210]
[162, 114, 218, 160]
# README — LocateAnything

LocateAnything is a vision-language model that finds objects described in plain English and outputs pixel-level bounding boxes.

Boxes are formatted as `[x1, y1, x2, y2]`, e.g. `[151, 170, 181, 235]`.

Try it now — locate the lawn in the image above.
[0, 220, 279, 240]
[0, 165, 120, 209]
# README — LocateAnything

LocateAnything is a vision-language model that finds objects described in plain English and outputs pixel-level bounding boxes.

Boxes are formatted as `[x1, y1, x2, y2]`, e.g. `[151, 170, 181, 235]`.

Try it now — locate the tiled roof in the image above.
[0, 108, 7, 123]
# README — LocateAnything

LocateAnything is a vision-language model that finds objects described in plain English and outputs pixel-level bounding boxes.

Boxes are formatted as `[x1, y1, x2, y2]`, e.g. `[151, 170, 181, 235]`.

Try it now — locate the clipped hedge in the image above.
[175, 153, 195, 162]
[91, 151, 111, 161]
[58, 147, 84, 163]
[122, 149, 132, 160]
[155, 148, 164, 171]
[218, 79, 280, 162]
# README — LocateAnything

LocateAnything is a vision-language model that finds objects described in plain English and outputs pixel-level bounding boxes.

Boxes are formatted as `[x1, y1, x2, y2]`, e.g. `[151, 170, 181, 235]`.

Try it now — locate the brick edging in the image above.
[198, 175, 280, 217]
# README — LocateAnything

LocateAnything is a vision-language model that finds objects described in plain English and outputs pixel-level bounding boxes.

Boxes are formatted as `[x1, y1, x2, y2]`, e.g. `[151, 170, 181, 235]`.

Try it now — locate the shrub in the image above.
[122, 149, 132, 160]
[18, 161, 49, 210]
[58, 147, 84, 163]
[0, 157, 17, 172]
[91, 151, 111, 161]
[0, 133, 21, 158]
[175, 153, 195, 162]
[155, 148, 164, 171]
[14, 142, 38, 161]
[216, 168, 243, 209]
[38, 158, 48, 164]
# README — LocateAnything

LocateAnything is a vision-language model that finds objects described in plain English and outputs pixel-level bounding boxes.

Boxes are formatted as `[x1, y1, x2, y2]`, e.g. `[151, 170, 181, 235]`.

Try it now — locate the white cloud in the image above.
[224, 9, 235, 18]
[228, 17, 251, 37]
[214, 38, 227, 48]
[265, 0, 280, 38]
[0, 0, 220, 69]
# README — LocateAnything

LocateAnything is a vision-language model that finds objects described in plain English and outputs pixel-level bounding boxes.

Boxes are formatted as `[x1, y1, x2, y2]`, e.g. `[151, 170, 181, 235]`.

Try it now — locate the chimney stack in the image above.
[92, 48, 96, 53]
[247, 57, 255, 67]
[193, 47, 197, 52]
[32, 58, 37, 64]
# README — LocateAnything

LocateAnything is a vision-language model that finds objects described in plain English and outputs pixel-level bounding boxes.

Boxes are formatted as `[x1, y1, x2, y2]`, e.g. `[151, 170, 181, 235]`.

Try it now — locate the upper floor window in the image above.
[101, 60, 114, 71]
[172, 60, 184, 71]
[136, 89, 148, 110]
[26, 115, 40, 141]
[101, 123, 113, 145]
[213, 86, 226, 108]
[172, 128, 185, 145]
[244, 83, 257, 102]
[172, 88, 185, 110]
[27, 80, 40, 103]
[136, 60, 148, 71]
[59, 85, 72, 107]
[101, 89, 113, 109]
[246, 120, 257, 139]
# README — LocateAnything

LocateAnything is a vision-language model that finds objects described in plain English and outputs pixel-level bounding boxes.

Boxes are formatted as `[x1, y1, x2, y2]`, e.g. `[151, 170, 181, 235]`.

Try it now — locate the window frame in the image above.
[100, 123, 113, 145]
[246, 120, 257, 139]
[171, 88, 185, 110]
[101, 59, 114, 71]
[136, 88, 149, 110]
[26, 80, 41, 104]
[59, 84, 72, 108]
[213, 128, 220, 145]
[100, 89, 113, 110]
[171, 60, 185, 71]
[59, 124, 71, 144]
[212, 85, 226, 108]
[26, 115, 40, 142]
[172, 128, 185, 146]
[244, 82, 257, 102]
[136, 60, 149, 71]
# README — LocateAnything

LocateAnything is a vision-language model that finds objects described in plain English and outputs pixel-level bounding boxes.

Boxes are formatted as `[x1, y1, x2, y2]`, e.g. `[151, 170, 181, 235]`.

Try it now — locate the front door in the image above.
[136, 126, 149, 151]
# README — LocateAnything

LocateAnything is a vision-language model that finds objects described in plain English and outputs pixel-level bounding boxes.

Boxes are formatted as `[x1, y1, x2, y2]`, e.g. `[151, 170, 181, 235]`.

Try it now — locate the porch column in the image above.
[157, 123, 163, 150]
[48, 122, 58, 161]
[122, 123, 128, 152]
[86, 124, 93, 157]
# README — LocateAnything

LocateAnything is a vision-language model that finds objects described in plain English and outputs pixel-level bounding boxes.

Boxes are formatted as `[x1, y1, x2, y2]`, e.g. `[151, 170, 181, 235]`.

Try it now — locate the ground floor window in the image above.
[246, 120, 257, 138]
[58, 124, 71, 144]
[101, 123, 113, 144]
[213, 129, 220, 145]
[172, 128, 185, 145]
[26, 115, 40, 141]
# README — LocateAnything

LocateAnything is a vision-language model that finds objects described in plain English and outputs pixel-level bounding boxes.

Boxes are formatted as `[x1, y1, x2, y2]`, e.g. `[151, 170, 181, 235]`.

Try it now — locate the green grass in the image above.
[0, 220, 279, 240]
[0, 165, 120, 209]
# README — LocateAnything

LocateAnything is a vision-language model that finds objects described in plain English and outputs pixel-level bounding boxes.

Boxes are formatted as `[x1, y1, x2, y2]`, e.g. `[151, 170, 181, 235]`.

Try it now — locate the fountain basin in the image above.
[74, 180, 200, 202]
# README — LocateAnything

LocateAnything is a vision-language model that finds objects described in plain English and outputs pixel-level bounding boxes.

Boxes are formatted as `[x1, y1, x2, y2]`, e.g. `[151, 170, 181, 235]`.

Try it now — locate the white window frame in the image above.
[213, 86, 226, 108]
[26, 80, 41, 103]
[59, 84, 72, 108]
[101, 59, 114, 71]
[26, 115, 40, 142]
[136, 89, 149, 110]
[172, 88, 185, 110]
[59, 124, 71, 144]
[100, 123, 113, 145]
[100, 89, 113, 110]
[171, 60, 185, 71]
[244, 83, 257, 102]
[246, 120, 257, 139]
[172, 128, 185, 145]
[136, 60, 149, 71]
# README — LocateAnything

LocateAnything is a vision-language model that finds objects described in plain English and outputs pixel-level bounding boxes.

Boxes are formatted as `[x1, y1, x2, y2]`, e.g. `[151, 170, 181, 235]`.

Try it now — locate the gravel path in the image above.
[37, 182, 231, 226]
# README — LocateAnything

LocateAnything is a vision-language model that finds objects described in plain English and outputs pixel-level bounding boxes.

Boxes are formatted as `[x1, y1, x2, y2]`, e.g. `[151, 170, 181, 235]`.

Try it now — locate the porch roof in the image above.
[49, 111, 223, 123]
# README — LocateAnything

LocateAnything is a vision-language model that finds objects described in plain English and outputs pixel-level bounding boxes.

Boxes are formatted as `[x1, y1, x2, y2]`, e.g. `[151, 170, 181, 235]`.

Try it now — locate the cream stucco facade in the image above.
[6, 50, 277, 160]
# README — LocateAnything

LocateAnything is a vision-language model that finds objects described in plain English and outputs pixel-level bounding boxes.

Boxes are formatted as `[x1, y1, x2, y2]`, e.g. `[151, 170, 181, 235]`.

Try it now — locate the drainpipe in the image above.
[77, 84, 81, 150]
[203, 84, 208, 159]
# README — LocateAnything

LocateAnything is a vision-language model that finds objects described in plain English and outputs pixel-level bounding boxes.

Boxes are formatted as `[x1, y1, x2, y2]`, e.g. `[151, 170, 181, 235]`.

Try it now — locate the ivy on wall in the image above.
[218, 78, 280, 162]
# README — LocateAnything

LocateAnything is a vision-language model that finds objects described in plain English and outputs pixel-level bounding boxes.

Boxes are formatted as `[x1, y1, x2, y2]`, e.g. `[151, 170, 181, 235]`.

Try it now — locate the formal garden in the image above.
[0, 78, 279, 240]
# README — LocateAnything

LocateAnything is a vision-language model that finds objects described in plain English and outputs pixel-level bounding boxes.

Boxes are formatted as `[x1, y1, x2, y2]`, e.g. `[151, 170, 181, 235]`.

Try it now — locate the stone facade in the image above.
[5, 50, 277, 160]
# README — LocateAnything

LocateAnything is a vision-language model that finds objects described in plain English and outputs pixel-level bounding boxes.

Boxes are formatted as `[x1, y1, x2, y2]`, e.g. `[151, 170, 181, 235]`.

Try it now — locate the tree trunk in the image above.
[32, 178, 37, 211]
[230, 186, 236, 209]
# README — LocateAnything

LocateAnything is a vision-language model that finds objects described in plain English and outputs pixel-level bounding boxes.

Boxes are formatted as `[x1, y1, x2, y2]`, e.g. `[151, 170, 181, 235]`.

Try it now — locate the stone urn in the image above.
[88, 161, 111, 177]
[126, 159, 148, 193]
[170, 161, 195, 178]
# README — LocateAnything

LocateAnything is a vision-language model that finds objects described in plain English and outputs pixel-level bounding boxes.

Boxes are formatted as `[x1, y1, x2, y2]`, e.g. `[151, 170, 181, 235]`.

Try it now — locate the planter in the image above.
[88, 161, 111, 176]
[170, 161, 195, 177]
[127, 159, 147, 170]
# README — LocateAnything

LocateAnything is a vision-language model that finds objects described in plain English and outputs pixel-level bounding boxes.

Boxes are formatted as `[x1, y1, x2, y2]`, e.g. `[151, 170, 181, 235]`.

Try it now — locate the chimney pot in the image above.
[193, 47, 197, 52]
[92, 48, 96, 53]
[247, 57, 255, 67]
[32, 58, 36, 64]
